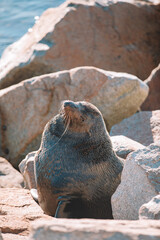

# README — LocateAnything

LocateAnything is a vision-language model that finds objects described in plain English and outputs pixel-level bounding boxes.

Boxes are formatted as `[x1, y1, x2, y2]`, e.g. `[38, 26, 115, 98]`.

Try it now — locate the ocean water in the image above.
[0, 0, 65, 57]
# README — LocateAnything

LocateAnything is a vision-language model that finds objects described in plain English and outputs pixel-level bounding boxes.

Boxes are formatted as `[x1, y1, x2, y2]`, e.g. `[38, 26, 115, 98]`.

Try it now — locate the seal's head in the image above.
[42, 100, 111, 151]
[60, 100, 106, 136]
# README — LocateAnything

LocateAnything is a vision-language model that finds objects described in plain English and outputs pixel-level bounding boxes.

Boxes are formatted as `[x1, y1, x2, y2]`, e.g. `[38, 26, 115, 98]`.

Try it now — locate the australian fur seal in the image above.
[35, 100, 124, 219]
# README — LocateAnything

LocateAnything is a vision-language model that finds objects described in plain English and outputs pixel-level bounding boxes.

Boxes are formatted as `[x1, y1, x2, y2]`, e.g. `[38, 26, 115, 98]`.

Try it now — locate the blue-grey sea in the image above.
[0, 0, 65, 57]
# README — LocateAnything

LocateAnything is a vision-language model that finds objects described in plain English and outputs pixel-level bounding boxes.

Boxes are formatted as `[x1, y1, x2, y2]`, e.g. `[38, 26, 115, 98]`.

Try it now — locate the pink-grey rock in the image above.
[0, 157, 24, 188]
[111, 143, 160, 220]
[19, 151, 36, 189]
[0, 66, 148, 168]
[111, 135, 145, 159]
[139, 195, 160, 220]
[0, 188, 43, 216]
[0, 0, 160, 89]
[141, 64, 160, 111]
[0, 188, 52, 240]
[110, 110, 160, 146]
[28, 218, 160, 240]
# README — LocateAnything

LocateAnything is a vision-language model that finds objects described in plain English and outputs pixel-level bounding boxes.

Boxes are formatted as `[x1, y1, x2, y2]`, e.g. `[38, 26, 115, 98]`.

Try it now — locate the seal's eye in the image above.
[80, 116, 85, 122]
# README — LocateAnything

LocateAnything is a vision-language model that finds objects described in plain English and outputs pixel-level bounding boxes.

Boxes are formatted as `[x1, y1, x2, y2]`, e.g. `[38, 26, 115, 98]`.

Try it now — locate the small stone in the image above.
[110, 110, 160, 146]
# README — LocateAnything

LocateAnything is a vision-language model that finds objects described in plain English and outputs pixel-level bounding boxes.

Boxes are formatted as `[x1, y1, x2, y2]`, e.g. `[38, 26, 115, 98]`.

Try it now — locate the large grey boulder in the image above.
[111, 143, 160, 220]
[0, 66, 148, 168]
[0, 0, 160, 89]
[110, 110, 160, 146]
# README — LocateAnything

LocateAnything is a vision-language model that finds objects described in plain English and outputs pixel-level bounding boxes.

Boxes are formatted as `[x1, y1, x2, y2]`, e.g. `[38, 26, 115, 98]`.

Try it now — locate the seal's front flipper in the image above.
[55, 197, 87, 218]
[55, 200, 71, 218]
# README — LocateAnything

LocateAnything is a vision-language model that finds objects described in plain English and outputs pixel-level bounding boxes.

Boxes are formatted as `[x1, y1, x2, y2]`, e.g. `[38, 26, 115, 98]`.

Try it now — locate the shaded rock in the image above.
[0, 188, 52, 240]
[110, 110, 160, 146]
[0, 157, 24, 188]
[0, 0, 160, 89]
[111, 135, 145, 159]
[139, 195, 160, 220]
[111, 143, 160, 220]
[141, 64, 160, 111]
[19, 151, 36, 189]
[29, 218, 160, 240]
[0, 66, 148, 168]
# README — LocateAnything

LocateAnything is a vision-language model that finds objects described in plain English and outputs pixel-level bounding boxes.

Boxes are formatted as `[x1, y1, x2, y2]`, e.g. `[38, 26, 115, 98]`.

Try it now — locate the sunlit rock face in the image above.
[0, 0, 160, 89]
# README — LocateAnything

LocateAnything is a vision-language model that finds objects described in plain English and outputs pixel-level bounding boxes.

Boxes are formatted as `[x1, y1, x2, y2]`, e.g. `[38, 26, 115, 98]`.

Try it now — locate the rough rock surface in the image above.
[0, 157, 24, 188]
[19, 152, 36, 189]
[0, 0, 160, 89]
[28, 218, 160, 240]
[141, 64, 160, 111]
[111, 135, 145, 159]
[139, 194, 160, 220]
[0, 188, 52, 240]
[0, 66, 148, 168]
[111, 143, 160, 220]
[110, 110, 160, 146]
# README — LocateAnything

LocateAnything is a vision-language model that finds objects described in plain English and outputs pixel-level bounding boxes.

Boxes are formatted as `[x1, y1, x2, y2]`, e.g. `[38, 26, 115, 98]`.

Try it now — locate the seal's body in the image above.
[35, 101, 123, 218]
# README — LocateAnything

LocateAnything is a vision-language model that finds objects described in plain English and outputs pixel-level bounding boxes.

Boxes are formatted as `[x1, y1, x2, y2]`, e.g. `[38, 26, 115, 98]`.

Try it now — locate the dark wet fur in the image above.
[35, 101, 124, 219]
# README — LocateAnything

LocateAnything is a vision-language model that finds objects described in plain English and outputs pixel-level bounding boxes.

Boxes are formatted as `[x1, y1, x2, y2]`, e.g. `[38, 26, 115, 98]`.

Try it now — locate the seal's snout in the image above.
[63, 101, 77, 109]
[62, 100, 80, 124]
